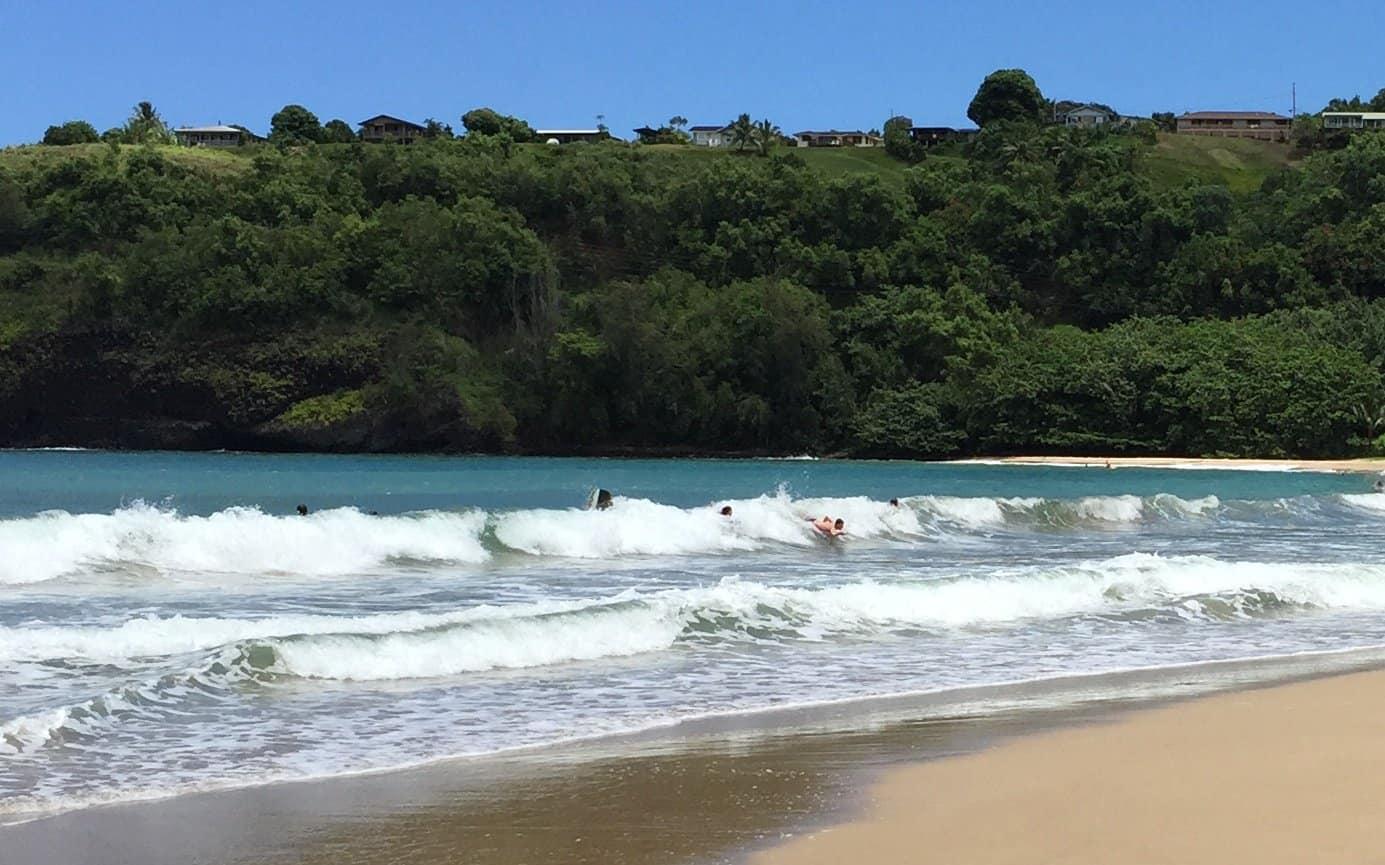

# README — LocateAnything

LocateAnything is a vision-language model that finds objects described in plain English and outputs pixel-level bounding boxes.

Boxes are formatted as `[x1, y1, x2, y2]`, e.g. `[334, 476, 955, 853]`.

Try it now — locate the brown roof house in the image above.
[359, 114, 426, 144]
[1175, 111, 1292, 142]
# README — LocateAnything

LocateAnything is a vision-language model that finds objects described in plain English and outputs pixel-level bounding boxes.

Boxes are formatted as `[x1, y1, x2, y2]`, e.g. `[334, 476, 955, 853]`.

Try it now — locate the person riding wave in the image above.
[810, 515, 844, 537]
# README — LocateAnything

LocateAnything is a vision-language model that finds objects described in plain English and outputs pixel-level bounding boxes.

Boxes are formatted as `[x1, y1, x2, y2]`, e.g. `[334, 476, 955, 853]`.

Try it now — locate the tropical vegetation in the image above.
[2, 72, 1385, 457]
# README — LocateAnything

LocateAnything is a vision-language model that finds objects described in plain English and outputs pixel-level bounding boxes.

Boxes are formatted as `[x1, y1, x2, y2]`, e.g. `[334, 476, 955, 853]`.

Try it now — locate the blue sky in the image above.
[1, 0, 1382, 145]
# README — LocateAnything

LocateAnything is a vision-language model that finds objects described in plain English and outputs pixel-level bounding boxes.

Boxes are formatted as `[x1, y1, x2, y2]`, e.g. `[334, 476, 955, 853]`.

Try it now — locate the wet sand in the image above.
[753, 668, 1385, 865]
[6, 653, 1383, 865]
[955, 455, 1385, 473]
[0, 711, 1078, 865]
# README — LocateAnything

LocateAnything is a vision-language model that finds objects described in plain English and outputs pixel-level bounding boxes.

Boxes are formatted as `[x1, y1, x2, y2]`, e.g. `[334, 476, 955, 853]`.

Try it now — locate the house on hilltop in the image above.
[1323, 111, 1385, 131]
[1175, 111, 1291, 142]
[689, 125, 731, 147]
[793, 130, 882, 147]
[359, 115, 426, 144]
[174, 125, 260, 147]
[536, 129, 608, 144]
[1056, 104, 1117, 127]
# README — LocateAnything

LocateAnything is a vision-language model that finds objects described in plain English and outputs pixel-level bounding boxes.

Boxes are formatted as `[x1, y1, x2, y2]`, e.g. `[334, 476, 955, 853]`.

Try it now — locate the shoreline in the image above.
[752, 667, 1385, 865]
[6, 648, 1385, 865]
[951, 454, 1385, 474]
[8, 446, 1385, 475]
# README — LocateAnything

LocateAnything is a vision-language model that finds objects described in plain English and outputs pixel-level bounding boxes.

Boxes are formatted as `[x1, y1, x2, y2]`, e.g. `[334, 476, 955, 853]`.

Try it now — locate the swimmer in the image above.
[296, 503, 309, 516]
[809, 515, 844, 537]
[588, 489, 614, 510]
[889, 497, 900, 507]
[720, 505, 733, 516]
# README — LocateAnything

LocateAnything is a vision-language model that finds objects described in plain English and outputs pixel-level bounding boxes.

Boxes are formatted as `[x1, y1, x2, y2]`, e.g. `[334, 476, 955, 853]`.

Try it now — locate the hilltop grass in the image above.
[1140, 132, 1293, 194]
[0, 142, 256, 176]
[1, 133, 1295, 195]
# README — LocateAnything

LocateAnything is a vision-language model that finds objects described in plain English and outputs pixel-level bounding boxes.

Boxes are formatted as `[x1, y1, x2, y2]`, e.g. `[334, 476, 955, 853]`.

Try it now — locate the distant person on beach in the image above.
[296, 504, 309, 516]
[720, 505, 733, 516]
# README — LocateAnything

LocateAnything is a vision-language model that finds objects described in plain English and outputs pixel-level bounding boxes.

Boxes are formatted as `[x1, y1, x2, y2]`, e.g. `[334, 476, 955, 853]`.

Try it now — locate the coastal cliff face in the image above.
[0, 327, 463, 453]
[2, 126, 1384, 458]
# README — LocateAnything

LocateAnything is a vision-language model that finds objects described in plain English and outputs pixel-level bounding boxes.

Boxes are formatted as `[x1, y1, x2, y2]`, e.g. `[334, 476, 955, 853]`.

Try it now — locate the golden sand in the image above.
[954, 455, 1385, 474]
[752, 670, 1385, 865]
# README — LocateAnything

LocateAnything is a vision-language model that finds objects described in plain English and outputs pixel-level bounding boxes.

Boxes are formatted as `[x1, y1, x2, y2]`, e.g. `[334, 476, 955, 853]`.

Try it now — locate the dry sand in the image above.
[752, 669, 1385, 865]
[955, 455, 1385, 474]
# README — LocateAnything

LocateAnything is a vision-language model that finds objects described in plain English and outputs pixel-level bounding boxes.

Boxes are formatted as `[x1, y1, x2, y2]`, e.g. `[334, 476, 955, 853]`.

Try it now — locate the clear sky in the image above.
[1, 0, 1382, 145]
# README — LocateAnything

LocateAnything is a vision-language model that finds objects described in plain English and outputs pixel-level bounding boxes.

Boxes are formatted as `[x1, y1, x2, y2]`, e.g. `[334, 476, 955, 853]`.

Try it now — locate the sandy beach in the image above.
[955, 455, 1385, 474]
[753, 668, 1385, 865]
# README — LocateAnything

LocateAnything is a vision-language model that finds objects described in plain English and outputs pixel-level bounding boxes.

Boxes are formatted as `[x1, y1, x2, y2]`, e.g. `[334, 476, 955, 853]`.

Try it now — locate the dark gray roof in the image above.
[358, 114, 426, 130]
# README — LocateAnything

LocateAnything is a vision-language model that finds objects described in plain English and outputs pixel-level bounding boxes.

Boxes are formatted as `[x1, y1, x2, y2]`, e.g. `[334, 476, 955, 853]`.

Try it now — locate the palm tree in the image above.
[729, 113, 755, 151]
[753, 118, 781, 156]
[122, 101, 173, 145]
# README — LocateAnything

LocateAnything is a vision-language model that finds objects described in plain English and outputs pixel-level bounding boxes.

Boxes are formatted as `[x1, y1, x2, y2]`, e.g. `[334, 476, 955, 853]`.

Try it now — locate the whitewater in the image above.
[4, 451, 1385, 821]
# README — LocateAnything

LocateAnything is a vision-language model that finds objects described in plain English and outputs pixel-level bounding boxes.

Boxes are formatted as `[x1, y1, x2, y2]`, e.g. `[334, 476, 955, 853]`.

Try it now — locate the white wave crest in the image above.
[0, 707, 74, 755]
[491, 493, 922, 558]
[17, 553, 1385, 679]
[0, 505, 489, 584]
[266, 603, 685, 680]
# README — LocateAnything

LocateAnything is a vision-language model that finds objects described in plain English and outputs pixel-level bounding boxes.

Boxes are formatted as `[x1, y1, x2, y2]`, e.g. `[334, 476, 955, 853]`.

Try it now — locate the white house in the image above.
[1323, 112, 1385, 130]
[174, 125, 258, 147]
[689, 124, 731, 147]
[1057, 104, 1117, 127]
[535, 129, 608, 144]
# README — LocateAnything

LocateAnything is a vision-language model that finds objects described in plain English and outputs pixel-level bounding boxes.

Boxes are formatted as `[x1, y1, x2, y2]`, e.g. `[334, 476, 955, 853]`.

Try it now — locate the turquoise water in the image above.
[0, 451, 1362, 516]
[2, 451, 1384, 820]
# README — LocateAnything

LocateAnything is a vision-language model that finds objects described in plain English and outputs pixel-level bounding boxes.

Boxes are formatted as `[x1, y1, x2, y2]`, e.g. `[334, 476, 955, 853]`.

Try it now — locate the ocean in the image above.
[3, 450, 1385, 822]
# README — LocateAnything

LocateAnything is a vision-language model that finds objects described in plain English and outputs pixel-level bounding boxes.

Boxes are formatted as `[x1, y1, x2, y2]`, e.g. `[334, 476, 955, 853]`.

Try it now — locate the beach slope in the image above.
[752, 669, 1385, 865]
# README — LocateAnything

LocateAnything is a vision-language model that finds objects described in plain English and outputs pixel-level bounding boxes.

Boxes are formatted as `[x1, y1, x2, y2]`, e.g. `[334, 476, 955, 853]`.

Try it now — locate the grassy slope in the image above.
[3, 135, 1294, 192]
[0, 142, 256, 176]
[1140, 132, 1293, 194]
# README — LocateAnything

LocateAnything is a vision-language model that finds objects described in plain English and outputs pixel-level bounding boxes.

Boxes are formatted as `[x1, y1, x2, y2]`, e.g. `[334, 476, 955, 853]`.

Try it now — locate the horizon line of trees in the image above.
[38, 77, 1385, 156]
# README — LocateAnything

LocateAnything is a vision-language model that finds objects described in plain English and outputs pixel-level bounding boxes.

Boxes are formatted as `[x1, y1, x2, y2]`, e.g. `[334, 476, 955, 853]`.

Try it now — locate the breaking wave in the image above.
[9, 553, 1385, 688]
[5, 491, 1385, 584]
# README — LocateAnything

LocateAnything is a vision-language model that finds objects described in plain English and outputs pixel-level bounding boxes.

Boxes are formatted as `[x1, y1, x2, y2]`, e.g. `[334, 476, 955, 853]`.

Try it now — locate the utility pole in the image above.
[1292, 82, 1297, 118]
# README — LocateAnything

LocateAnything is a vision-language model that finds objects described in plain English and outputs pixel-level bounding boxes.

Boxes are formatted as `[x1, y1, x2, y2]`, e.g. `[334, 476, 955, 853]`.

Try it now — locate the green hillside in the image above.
[2, 132, 1292, 192]
[1140, 132, 1294, 193]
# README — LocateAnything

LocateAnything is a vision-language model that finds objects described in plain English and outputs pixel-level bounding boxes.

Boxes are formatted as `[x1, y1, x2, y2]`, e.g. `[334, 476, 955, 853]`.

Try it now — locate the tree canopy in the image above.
[967, 69, 1048, 127]
[42, 120, 100, 146]
[461, 108, 535, 142]
[269, 105, 323, 146]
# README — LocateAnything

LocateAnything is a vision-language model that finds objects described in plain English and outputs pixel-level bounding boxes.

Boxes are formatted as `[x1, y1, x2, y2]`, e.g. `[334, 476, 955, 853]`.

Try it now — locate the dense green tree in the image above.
[461, 107, 535, 142]
[321, 119, 357, 143]
[882, 115, 924, 163]
[269, 104, 323, 146]
[422, 118, 454, 139]
[967, 69, 1048, 127]
[42, 120, 100, 146]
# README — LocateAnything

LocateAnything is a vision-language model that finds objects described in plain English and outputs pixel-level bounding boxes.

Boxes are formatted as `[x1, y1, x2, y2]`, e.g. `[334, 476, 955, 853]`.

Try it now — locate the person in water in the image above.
[296, 503, 309, 516]
[593, 489, 614, 510]
[810, 515, 845, 537]
[889, 497, 900, 507]
[720, 505, 733, 516]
